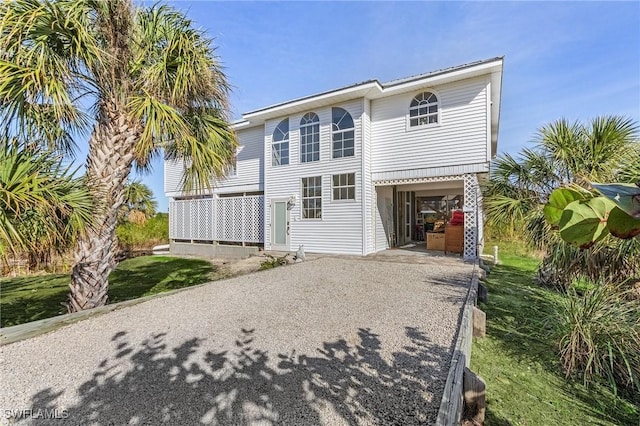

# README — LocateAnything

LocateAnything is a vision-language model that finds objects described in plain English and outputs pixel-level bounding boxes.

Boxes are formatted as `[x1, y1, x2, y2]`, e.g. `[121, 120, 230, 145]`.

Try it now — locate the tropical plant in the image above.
[483, 116, 639, 289]
[545, 183, 640, 248]
[556, 282, 640, 395]
[120, 181, 157, 225]
[0, 0, 237, 311]
[0, 138, 92, 269]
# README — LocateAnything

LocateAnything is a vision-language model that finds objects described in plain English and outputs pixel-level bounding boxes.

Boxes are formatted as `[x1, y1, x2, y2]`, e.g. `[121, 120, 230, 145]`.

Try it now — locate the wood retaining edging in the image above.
[436, 262, 485, 425]
[0, 270, 248, 346]
[0, 256, 320, 346]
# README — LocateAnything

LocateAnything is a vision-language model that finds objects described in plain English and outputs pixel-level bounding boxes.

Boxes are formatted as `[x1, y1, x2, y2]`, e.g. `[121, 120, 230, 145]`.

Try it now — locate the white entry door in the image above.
[271, 199, 290, 251]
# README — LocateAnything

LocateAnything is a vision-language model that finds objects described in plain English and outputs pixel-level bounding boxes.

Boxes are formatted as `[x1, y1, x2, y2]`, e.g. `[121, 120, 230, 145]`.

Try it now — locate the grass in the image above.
[473, 241, 639, 425]
[0, 256, 221, 328]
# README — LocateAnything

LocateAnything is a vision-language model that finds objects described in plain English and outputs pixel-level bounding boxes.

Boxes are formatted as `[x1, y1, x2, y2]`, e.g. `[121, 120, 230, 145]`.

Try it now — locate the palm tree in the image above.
[0, 138, 92, 269]
[483, 116, 639, 289]
[0, 0, 237, 311]
[121, 181, 157, 225]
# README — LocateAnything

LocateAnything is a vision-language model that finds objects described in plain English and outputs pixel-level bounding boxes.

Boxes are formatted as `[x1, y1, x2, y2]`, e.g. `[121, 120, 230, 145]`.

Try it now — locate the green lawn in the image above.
[473, 243, 639, 425]
[0, 256, 220, 328]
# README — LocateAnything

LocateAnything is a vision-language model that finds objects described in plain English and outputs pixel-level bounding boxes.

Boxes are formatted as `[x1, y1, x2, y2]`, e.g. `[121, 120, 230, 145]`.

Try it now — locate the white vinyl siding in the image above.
[371, 76, 489, 174]
[164, 125, 264, 197]
[362, 98, 375, 254]
[216, 125, 264, 194]
[164, 159, 185, 196]
[264, 99, 364, 255]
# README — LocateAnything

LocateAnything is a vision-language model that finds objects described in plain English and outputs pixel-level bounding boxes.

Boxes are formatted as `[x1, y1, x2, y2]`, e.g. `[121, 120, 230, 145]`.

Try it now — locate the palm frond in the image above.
[0, 0, 101, 153]
[0, 137, 92, 256]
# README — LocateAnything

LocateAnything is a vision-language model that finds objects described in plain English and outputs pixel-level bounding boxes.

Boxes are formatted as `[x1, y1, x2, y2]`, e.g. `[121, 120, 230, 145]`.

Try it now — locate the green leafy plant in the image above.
[484, 116, 640, 289]
[544, 183, 640, 248]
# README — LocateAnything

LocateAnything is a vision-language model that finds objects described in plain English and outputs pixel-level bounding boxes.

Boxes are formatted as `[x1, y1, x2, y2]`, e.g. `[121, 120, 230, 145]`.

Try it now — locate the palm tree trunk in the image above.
[68, 102, 138, 312]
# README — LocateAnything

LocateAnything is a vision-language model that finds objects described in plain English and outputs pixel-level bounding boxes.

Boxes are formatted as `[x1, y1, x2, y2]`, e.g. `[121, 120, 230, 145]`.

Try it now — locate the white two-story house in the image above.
[165, 57, 503, 260]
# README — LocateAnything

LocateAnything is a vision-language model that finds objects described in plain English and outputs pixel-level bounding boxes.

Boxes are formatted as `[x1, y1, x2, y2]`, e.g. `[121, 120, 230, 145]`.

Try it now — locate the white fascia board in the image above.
[242, 82, 382, 123]
[375, 59, 504, 98]
[231, 119, 252, 130]
[490, 66, 503, 158]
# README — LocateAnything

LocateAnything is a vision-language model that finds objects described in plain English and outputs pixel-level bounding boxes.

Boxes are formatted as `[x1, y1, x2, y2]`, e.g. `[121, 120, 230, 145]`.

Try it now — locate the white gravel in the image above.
[0, 255, 472, 425]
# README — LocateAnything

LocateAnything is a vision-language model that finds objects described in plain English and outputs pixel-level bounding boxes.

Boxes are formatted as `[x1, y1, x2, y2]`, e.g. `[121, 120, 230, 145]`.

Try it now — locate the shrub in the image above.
[116, 213, 169, 251]
[259, 254, 290, 270]
[556, 282, 640, 396]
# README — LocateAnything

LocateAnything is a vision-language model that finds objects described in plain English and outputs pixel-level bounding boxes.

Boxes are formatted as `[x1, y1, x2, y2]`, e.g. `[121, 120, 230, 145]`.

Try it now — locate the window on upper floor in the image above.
[409, 91, 439, 127]
[331, 107, 354, 159]
[272, 119, 289, 166]
[302, 176, 322, 219]
[332, 173, 355, 201]
[300, 112, 320, 163]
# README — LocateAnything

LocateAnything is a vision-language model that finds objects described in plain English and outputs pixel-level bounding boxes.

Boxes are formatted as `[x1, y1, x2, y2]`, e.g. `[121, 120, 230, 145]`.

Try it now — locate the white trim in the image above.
[375, 174, 465, 187]
[330, 172, 357, 202]
[331, 107, 356, 160]
[300, 176, 323, 221]
[299, 112, 320, 163]
[486, 79, 492, 162]
[373, 163, 489, 184]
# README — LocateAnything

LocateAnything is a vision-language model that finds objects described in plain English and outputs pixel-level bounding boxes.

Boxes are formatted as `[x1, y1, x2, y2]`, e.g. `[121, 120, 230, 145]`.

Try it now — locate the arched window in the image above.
[331, 107, 354, 158]
[409, 92, 438, 127]
[272, 118, 289, 166]
[300, 112, 320, 163]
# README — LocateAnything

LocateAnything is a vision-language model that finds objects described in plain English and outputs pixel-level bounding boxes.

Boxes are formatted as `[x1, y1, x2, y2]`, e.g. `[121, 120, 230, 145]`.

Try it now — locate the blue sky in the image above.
[131, 1, 640, 211]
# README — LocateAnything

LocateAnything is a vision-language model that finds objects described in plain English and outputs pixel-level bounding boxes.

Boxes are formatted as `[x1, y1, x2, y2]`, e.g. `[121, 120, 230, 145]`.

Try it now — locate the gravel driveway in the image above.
[0, 255, 472, 425]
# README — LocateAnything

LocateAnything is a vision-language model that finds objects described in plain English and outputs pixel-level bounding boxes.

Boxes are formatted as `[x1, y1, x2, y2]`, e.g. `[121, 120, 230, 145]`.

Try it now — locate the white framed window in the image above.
[409, 91, 439, 127]
[331, 107, 354, 159]
[332, 173, 355, 201]
[272, 119, 289, 166]
[302, 176, 322, 219]
[300, 112, 320, 163]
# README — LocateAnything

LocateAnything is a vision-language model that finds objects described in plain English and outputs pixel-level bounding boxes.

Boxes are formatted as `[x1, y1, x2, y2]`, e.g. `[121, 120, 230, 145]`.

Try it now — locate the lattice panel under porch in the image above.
[243, 196, 264, 243]
[192, 199, 213, 241]
[214, 195, 265, 243]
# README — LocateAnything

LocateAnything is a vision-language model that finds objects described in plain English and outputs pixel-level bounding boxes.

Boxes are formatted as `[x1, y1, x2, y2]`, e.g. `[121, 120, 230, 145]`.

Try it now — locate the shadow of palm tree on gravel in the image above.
[28, 327, 452, 425]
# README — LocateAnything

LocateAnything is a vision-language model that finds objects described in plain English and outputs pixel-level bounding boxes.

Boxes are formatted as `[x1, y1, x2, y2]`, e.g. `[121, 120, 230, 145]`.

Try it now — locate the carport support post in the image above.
[463, 174, 479, 261]
[392, 185, 398, 247]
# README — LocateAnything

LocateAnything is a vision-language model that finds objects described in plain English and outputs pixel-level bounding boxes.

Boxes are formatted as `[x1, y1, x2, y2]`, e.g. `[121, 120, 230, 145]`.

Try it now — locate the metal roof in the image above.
[242, 56, 504, 118]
